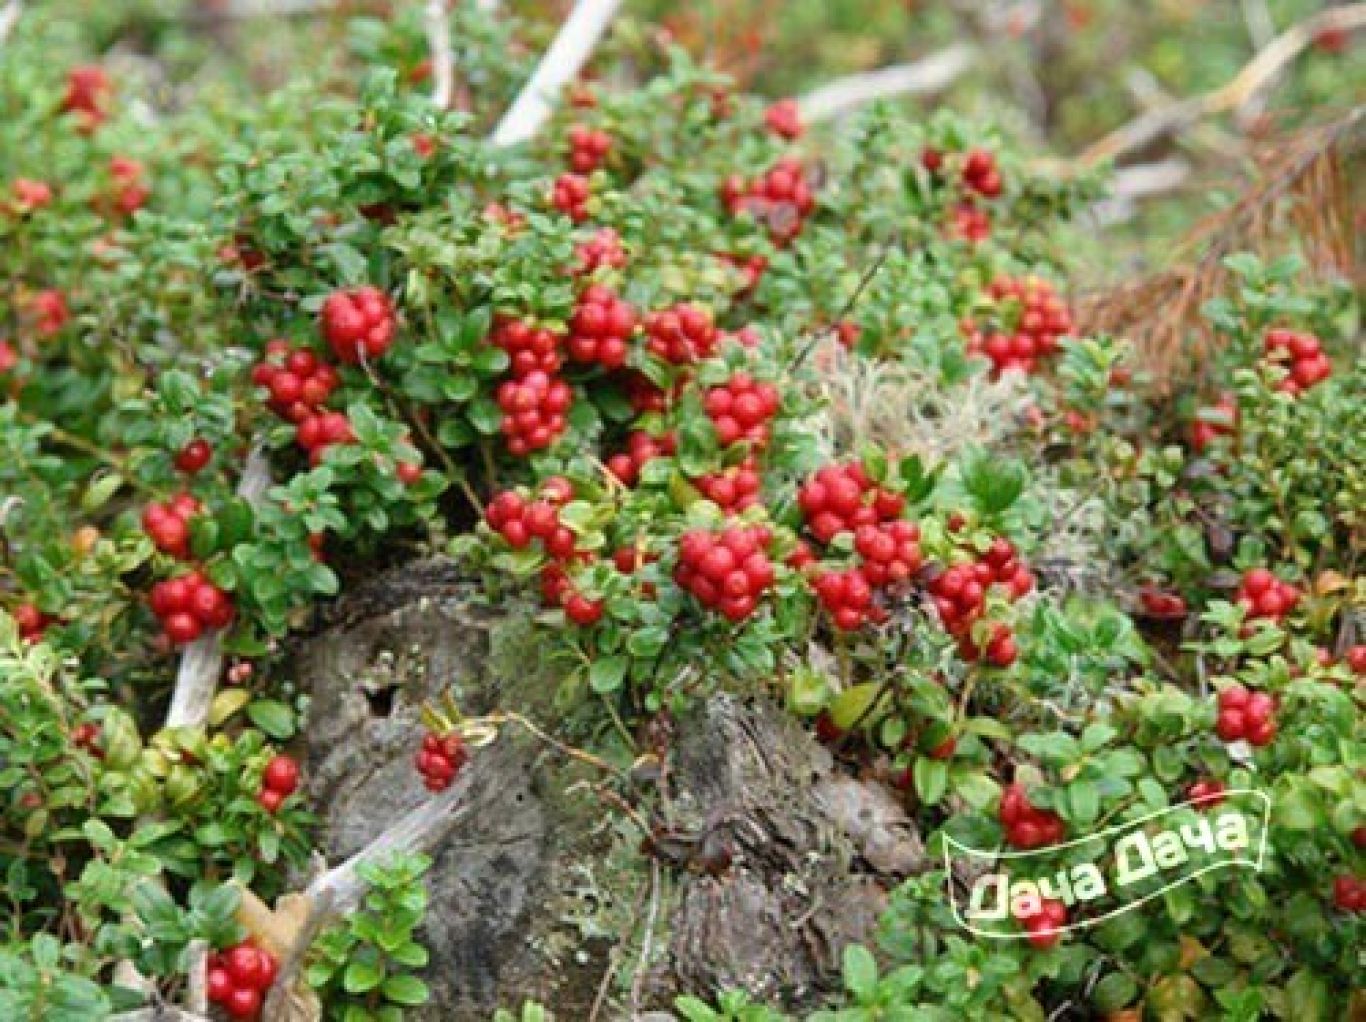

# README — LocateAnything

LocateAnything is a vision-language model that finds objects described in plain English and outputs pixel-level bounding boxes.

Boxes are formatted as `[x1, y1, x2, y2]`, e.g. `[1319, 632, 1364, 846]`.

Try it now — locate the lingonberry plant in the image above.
[0, 2, 1362, 1020]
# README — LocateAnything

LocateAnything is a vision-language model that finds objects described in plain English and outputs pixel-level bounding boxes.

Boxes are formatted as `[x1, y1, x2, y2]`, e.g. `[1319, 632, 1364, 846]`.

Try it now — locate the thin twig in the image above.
[1079, 4, 1366, 165]
[629, 857, 662, 1018]
[490, 0, 623, 148]
[796, 44, 977, 123]
[424, 0, 455, 110]
[0, 0, 20, 46]
[164, 444, 272, 730]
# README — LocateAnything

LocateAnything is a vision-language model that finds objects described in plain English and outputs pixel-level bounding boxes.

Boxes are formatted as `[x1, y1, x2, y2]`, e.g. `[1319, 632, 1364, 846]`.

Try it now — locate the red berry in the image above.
[320, 286, 396, 363]
[224, 985, 262, 1020]
[263, 754, 300, 795]
[174, 439, 212, 474]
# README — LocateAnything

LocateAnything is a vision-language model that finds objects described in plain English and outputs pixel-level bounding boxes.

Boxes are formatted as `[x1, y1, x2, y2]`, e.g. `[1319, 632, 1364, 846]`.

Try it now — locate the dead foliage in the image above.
[1075, 106, 1363, 394]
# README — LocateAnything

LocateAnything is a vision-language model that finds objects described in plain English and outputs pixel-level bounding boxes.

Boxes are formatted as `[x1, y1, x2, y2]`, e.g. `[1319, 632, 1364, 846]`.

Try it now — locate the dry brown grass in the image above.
[1075, 107, 1364, 394]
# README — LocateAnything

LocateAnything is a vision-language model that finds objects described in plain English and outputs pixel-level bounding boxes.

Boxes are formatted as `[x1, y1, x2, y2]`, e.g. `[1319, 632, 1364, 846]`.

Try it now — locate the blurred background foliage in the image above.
[10, 0, 1362, 276]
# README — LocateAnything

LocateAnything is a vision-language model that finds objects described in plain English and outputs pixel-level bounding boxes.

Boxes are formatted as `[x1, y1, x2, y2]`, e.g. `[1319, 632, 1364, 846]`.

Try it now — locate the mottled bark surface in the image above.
[295, 559, 927, 1019]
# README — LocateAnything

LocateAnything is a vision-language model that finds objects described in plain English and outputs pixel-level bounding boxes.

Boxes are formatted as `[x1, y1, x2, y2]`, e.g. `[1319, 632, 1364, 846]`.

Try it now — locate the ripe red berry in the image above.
[10, 178, 53, 213]
[1187, 779, 1226, 809]
[63, 65, 111, 131]
[763, 98, 803, 140]
[1332, 875, 1365, 913]
[1000, 782, 1065, 849]
[175, 438, 212, 474]
[224, 985, 262, 1020]
[320, 286, 396, 363]
[13, 603, 50, 641]
[262, 754, 300, 796]
[1016, 897, 1067, 949]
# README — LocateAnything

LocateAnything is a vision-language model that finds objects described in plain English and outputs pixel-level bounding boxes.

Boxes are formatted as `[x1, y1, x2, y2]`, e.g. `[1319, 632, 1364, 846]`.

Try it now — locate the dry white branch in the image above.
[424, 0, 455, 110]
[796, 44, 977, 124]
[259, 764, 480, 1020]
[490, 0, 622, 148]
[0, 0, 21, 46]
[164, 445, 272, 730]
[1081, 3, 1366, 164]
[1087, 158, 1192, 225]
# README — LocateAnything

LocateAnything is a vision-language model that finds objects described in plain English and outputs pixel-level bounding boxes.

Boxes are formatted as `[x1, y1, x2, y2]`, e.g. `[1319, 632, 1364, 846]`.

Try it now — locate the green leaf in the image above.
[380, 974, 429, 1007]
[247, 699, 295, 740]
[842, 944, 878, 998]
[343, 957, 385, 994]
[914, 758, 949, 806]
[589, 655, 628, 694]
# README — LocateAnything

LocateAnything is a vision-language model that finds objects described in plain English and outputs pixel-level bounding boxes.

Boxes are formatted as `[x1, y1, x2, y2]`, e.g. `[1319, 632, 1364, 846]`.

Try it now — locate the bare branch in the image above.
[424, 0, 455, 110]
[796, 44, 977, 124]
[490, 0, 623, 148]
[1086, 158, 1192, 226]
[164, 445, 272, 730]
[260, 764, 480, 1020]
[1080, 4, 1366, 165]
[0, 0, 21, 46]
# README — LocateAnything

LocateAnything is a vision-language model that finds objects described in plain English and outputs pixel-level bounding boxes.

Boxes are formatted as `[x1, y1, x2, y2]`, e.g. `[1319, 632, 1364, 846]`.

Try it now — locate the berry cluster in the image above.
[704, 372, 781, 447]
[813, 568, 881, 630]
[142, 493, 202, 559]
[1187, 778, 1227, 809]
[643, 303, 718, 364]
[674, 526, 776, 621]
[486, 481, 603, 624]
[319, 285, 396, 364]
[1263, 328, 1332, 395]
[13, 603, 50, 642]
[721, 157, 815, 243]
[414, 730, 469, 792]
[606, 430, 676, 486]
[695, 457, 763, 513]
[257, 754, 299, 813]
[574, 227, 627, 274]
[11, 177, 53, 213]
[999, 782, 1066, 849]
[930, 539, 1031, 665]
[1138, 586, 1187, 619]
[797, 462, 905, 544]
[1191, 394, 1238, 452]
[1015, 898, 1067, 949]
[566, 123, 612, 173]
[485, 487, 577, 557]
[1235, 568, 1300, 622]
[960, 148, 1003, 198]
[856, 520, 923, 586]
[207, 942, 278, 1020]
[622, 369, 672, 414]
[552, 172, 591, 222]
[950, 202, 991, 243]
[29, 289, 69, 336]
[71, 721, 102, 757]
[963, 276, 1073, 377]
[1334, 875, 1366, 913]
[490, 317, 573, 456]
[763, 98, 803, 139]
[1214, 684, 1277, 746]
[149, 570, 235, 645]
[106, 155, 149, 217]
[62, 65, 111, 132]
[295, 410, 356, 466]
[567, 284, 637, 368]
[251, 340, 341, 422]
